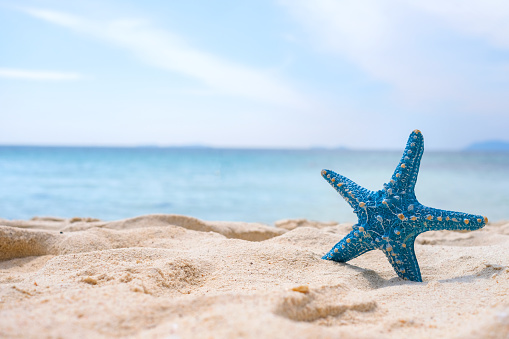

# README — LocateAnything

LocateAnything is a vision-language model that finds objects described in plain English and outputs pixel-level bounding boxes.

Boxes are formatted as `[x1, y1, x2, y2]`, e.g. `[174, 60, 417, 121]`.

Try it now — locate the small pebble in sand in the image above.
[291, 285, 309, 294]
[82, 277, 98, 285]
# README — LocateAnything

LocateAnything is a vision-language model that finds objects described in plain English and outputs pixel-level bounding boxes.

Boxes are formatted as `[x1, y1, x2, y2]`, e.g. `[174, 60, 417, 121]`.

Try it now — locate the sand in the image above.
[0, 214, 508, 338]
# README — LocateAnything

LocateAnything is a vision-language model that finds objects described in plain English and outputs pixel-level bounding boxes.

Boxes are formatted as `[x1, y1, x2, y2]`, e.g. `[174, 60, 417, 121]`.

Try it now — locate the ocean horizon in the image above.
[1, 145, 508, 224]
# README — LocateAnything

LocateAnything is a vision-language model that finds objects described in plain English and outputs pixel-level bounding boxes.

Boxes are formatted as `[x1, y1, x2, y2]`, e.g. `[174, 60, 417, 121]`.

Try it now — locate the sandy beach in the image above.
[0, 214, 507, 338]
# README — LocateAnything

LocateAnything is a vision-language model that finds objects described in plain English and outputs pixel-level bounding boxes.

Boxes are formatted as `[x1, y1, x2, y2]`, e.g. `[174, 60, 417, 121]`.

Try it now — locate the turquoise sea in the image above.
[1, 146, 508, 224]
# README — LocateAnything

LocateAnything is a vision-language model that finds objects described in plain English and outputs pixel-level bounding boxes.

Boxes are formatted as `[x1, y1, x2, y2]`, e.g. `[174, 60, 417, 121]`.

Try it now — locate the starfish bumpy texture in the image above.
[322, 130, 487, 282]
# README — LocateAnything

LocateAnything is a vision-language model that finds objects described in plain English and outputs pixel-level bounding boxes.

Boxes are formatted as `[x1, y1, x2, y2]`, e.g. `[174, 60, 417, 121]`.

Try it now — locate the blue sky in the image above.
[1, 0, 508, 149]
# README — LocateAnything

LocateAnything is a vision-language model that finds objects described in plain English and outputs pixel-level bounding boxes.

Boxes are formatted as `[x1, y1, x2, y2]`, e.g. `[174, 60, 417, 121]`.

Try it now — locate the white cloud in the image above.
[279, 0, 509, 111]
[0, 68, 82, 80]
[409, 0, 509, 49]
[22, 8, 306, 108]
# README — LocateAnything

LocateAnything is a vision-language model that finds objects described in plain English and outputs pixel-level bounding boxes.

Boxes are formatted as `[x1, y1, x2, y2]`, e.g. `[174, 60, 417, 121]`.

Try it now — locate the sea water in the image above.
[1, 146, 508, 224]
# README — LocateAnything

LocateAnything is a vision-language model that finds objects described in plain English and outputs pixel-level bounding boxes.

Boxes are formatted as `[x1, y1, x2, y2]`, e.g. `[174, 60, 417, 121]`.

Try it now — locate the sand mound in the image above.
[0, 215, 508, 338]
[0, 214, 285, 241]
[0, 214, 285, 261]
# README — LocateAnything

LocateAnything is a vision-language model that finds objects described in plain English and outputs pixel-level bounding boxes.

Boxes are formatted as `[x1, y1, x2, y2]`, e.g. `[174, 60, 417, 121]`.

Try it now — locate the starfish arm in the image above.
[382, 235, 422, 282]
[388, 130, 424, 199]
[415, 206, 487, 232]
[321, 169, 374, 211]
[323, 230, 376, 262]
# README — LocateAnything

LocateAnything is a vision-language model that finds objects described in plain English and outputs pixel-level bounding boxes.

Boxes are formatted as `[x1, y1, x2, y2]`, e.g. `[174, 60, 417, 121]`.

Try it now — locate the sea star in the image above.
[321, 130, 487, 282]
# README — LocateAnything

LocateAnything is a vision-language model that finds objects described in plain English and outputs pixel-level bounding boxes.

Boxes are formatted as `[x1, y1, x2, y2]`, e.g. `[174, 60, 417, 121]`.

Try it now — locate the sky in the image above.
[1, 0, 509, 150]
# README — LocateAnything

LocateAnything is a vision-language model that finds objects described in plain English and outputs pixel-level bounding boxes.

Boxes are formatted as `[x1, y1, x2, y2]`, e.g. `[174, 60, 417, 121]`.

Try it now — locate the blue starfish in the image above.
[321, 130, 487, 282]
